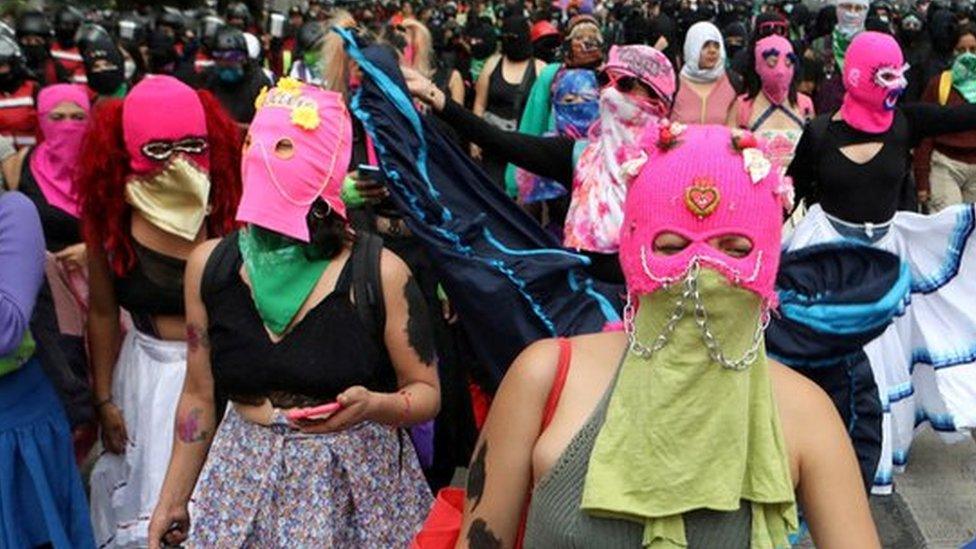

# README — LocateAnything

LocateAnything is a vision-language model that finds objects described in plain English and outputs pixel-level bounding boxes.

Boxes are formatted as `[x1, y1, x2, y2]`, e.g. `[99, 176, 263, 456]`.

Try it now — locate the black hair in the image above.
[305, 198, 348, 260]
[955, 22, 976, 48]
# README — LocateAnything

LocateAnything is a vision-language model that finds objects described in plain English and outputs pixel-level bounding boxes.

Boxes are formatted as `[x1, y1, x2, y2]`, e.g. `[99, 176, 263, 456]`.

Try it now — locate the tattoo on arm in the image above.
[176, 407, 210, 443]
[466, 519, 502, 549]
[467, 442, 488, 511]
[403, 275, 437, 367]
[186, 323, 210, 353]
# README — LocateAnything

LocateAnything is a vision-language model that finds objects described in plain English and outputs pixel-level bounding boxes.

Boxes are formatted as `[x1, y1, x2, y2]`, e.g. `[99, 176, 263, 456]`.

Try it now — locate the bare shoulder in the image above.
[187, 238, 223, 271]
[502, 337, 564, 399]
[769, 360, 837, 422]
[379, 247, 410, 282]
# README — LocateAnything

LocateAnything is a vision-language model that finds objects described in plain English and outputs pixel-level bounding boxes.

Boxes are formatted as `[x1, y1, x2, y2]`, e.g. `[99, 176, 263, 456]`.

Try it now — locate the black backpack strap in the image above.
[352, 231, 386, 346]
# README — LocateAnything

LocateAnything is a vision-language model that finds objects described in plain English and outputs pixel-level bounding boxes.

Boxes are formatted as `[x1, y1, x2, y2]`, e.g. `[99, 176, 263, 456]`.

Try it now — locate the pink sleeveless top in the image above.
[671, 73, 738, 125]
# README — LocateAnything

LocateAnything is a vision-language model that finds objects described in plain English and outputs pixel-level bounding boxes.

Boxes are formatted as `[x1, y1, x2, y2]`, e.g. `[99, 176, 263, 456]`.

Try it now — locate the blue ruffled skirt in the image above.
[0, 357, 94, 548]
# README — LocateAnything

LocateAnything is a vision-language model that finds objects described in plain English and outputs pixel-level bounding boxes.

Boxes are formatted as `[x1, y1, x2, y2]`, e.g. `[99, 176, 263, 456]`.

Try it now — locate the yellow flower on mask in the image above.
[277, 77, 303, 95]
[291, 104, 320, 130]
[254, 86, 269, 109]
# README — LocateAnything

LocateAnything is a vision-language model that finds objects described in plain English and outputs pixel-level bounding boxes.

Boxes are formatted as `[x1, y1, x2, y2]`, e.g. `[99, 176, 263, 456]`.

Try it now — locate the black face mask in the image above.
[0, 68, 24, 93]
[21, 44, 48, 68]
[502, 35, 532, 60]
[88, 68, 124, 95]
[56, 29, 76, 48]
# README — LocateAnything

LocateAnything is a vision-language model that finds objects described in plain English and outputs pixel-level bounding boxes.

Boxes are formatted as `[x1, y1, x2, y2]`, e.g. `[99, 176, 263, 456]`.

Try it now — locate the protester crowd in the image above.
[1, 0, 975, 547]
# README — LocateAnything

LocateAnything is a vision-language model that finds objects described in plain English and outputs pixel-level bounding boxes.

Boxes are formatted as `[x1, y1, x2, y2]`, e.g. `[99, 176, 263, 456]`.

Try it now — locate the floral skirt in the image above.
[189, 407, 433, 548]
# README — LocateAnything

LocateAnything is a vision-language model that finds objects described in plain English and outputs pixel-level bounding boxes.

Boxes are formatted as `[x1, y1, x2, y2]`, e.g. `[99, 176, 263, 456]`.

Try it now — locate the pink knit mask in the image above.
[840, 32, 909, 133]
[619, 124, 791, 308]
[122, 75, 210, 175]
[754, 35, 795, 105]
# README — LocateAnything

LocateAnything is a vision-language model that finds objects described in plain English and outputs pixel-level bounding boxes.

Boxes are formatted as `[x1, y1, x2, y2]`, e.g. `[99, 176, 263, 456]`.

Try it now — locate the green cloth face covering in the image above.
[238, 225, 331, 336]
[832, 28, 854, 72]
[952, 53, 976, 103]
[581, 268, 797, 548]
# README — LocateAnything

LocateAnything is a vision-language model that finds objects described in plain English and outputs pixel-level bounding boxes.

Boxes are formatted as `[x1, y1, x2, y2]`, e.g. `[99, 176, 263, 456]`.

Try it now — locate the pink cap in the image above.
[236, 80, 352, 242]
[122, 76, 209, 174]
[619, 124, 790, 307]
[600, 45, 676, 106]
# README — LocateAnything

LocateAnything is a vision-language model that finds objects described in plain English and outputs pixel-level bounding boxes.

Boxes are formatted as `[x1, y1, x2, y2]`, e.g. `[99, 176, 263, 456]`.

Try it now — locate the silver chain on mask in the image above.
[625, 262, 769, 371]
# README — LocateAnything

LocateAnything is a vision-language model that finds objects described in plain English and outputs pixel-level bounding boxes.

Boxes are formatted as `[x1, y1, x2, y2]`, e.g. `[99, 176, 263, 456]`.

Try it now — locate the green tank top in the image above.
[523, 353, 753, 548]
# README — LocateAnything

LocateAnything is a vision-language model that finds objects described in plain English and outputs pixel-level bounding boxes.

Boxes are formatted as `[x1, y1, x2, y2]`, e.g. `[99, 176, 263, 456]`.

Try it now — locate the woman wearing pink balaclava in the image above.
[787, 31, 976, 495]
[2, 84, 96, 455]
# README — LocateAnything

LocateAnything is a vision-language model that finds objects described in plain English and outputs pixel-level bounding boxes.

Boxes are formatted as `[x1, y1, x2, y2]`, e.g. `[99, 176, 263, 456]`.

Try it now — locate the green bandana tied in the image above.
[581, 269, 797, 548]
[470, 57, 488, 84]
[238, 225, 331, 336]
[953, 53, 976, 103]
[832, 28, 855, 72]
[0, 332, 35, 377]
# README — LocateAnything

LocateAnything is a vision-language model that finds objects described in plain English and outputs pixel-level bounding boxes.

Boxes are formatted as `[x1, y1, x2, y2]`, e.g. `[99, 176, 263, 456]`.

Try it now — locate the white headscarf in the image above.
[681, 21, 726, 83]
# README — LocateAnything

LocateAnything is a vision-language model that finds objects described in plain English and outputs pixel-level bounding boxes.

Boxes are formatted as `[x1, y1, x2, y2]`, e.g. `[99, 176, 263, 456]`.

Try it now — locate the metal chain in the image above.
[627, 262, 767, 371]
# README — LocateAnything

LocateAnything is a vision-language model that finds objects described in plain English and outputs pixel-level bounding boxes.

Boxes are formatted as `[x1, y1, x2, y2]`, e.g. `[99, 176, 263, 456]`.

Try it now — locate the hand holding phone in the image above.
[286, 402, 343, 422]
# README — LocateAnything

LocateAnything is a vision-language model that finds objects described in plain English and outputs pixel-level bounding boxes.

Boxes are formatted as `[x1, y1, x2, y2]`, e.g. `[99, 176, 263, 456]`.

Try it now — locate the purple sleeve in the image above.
[0, 192, 45, 355]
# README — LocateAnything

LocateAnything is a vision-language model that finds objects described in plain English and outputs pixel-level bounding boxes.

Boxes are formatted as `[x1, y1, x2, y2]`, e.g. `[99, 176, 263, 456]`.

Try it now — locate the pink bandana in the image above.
[840, 32, 909, 133]
[236, 79, 352, 242]
[29, 84, 90, 218]
[755, 35, 795, 106]
[619, 124, 791, 307]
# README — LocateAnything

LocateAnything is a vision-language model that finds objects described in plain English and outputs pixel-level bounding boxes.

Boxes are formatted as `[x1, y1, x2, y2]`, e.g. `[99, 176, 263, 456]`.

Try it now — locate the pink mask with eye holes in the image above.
[236, 81, 352, 242]
[840, 31, 909, 133]
[122, 75, 210, 174]
[754, 35, 795, 105]
[618, 124, 787, 308]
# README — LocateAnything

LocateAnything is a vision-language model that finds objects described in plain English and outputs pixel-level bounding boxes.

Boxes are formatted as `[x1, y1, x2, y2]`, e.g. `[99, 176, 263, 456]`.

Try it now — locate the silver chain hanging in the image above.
[627, 262, 768, 371]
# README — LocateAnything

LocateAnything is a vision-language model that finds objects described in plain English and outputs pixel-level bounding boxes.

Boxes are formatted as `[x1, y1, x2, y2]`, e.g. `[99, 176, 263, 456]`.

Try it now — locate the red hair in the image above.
[77, 90, 243, 277]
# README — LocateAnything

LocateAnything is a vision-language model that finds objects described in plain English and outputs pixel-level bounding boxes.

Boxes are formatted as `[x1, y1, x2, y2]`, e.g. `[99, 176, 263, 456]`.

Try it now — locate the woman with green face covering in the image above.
[450, 125, 880, 548]
[914, 24, 976, 212]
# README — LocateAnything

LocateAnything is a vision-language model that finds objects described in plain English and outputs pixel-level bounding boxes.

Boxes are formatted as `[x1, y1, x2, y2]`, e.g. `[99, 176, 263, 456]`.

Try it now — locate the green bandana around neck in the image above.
[832, 28, 855, 72]
[238, 225, 332, 336]
[952, 53, 976, 103]
[581, 268, 797, 548]
[0, 331, 36, 377]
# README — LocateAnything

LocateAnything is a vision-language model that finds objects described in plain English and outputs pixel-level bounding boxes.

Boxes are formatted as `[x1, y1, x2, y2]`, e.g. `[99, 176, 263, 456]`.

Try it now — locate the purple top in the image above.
[0, 191, 44, 355]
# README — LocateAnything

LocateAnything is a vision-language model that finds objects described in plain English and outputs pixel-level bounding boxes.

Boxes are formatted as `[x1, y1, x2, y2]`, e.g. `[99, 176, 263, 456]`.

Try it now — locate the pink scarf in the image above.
[29, 84, 90, 218]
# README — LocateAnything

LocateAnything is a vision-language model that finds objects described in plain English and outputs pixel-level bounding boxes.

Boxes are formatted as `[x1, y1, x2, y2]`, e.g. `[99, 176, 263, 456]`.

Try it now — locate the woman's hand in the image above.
[54, 243, 87, 272]
[402, 67, 447, 112]
[147, 501, 190, 549]
[290, 386, 377, 434]
[98, 402, 128, 454]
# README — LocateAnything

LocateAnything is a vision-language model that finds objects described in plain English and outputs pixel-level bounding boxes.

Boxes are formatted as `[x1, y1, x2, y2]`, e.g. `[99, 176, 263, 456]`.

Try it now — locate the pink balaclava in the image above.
[30, 84, 91, 218]
[619, 124, 791, 308]
[754, 35, 795, 106]
[122, 75, 210, 174]
[840, 31, 909, 133]
[236, 80, 352, 242]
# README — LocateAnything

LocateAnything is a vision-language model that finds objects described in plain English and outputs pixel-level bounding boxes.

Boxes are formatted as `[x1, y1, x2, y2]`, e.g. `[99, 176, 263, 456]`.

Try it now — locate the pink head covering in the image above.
[236, 80, 352, 242]
[29, 84, 91, 218]
[754, 35, 795, 106]
[122, 76, 209, 174]
[619, 124, 791, 307]
[840, 31, 909, 133]
[600, 44, 676, 111]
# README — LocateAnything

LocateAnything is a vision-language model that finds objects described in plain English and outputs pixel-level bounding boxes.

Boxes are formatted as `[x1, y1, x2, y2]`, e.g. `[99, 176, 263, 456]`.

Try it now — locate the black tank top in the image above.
[486, 58, 536, 126]
[113, 239, 187, 319]
[18, 148, 80, 253]
[200, 232, 396, 404]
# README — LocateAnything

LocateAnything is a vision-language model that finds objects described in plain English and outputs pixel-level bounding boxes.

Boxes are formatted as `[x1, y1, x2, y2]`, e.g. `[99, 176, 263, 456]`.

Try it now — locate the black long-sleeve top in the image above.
[439, 98, 576, 189]
[788, 102, 976, 224]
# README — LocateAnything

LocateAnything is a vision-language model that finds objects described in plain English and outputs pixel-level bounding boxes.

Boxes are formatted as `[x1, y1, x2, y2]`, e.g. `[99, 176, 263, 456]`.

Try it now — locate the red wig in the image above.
[76, 90, 243, 276]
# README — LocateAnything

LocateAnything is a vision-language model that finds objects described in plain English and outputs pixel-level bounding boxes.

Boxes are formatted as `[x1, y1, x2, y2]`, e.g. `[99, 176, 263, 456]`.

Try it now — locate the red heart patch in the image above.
[684, 178, 720, 218]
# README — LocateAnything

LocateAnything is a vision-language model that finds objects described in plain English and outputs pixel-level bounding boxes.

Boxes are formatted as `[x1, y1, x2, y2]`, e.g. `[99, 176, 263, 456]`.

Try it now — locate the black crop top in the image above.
[18, 149, 81, 253]
[200, 232, 396, 404]
[113, 240, 187, 318]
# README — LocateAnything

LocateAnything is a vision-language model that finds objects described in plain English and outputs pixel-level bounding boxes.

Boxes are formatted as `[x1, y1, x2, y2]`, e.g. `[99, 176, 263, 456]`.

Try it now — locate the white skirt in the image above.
[786, 204, 976, 494]
[89, 330, 187, 548]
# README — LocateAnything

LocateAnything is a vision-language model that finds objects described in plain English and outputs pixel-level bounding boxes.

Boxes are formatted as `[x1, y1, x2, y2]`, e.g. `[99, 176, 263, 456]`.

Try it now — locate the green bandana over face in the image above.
[238, 225, 331, 336]
[952, 52, 976, 103]
[581, 268, 797, 548]
[832, 28, 855, 72]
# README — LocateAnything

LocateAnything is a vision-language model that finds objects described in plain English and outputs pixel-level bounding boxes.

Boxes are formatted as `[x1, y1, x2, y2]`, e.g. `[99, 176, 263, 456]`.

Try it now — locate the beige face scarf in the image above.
[581, 266, 798, 548]
[124, 154, 211, 241]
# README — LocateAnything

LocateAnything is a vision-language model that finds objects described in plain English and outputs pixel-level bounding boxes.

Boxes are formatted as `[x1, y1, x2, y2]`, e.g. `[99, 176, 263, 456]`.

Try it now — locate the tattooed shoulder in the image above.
[467, 519, 503, 549]
[403, 275, 437, 367]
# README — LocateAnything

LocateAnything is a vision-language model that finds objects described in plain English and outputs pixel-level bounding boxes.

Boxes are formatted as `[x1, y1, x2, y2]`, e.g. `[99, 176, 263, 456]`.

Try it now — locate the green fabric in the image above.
[110, 83, 129, 98]
[832, 28, 855, 72]
[341, 174, 367, 208]
[581, 269, 797, 548]
[504, 63, 562, 197]
[238, 225, 331, 336]
[0, 332, 35, 378]
[470, 58, 488, 86]
[952, 53, 976, 103]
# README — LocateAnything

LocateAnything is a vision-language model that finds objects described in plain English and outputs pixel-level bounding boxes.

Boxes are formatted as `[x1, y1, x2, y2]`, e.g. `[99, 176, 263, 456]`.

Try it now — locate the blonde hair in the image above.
[320, 10, 357, 96]
[399, 18, 434, 78]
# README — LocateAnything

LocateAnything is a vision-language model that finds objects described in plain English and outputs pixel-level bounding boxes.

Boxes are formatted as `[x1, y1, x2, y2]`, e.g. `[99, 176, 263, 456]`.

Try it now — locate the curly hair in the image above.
[76, 90, 243, 276]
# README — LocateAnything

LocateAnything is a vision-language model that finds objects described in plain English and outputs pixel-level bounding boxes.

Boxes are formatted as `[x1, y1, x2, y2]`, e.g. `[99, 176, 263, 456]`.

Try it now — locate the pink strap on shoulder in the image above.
[541, 338, 572, 431]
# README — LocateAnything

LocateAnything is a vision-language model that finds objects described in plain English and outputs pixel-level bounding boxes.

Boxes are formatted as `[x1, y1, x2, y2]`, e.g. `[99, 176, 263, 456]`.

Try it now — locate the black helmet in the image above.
[55, 6, 84, 46]
[225, 2, 252, 28]
[16, 11, 52, 39]
[79, 25, 126, 96]
[297, 21, 326, 52]
[0, 34, 23, 63]
[76, 23, 114, 53]
[158, 8, 185, 33]
[212, 25, 247, 53]
[201, 15, 226, 45]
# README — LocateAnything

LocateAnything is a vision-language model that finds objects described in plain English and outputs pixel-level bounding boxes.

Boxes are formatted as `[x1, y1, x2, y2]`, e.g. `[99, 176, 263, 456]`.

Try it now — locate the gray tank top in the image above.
[523, 355, 752, 548]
